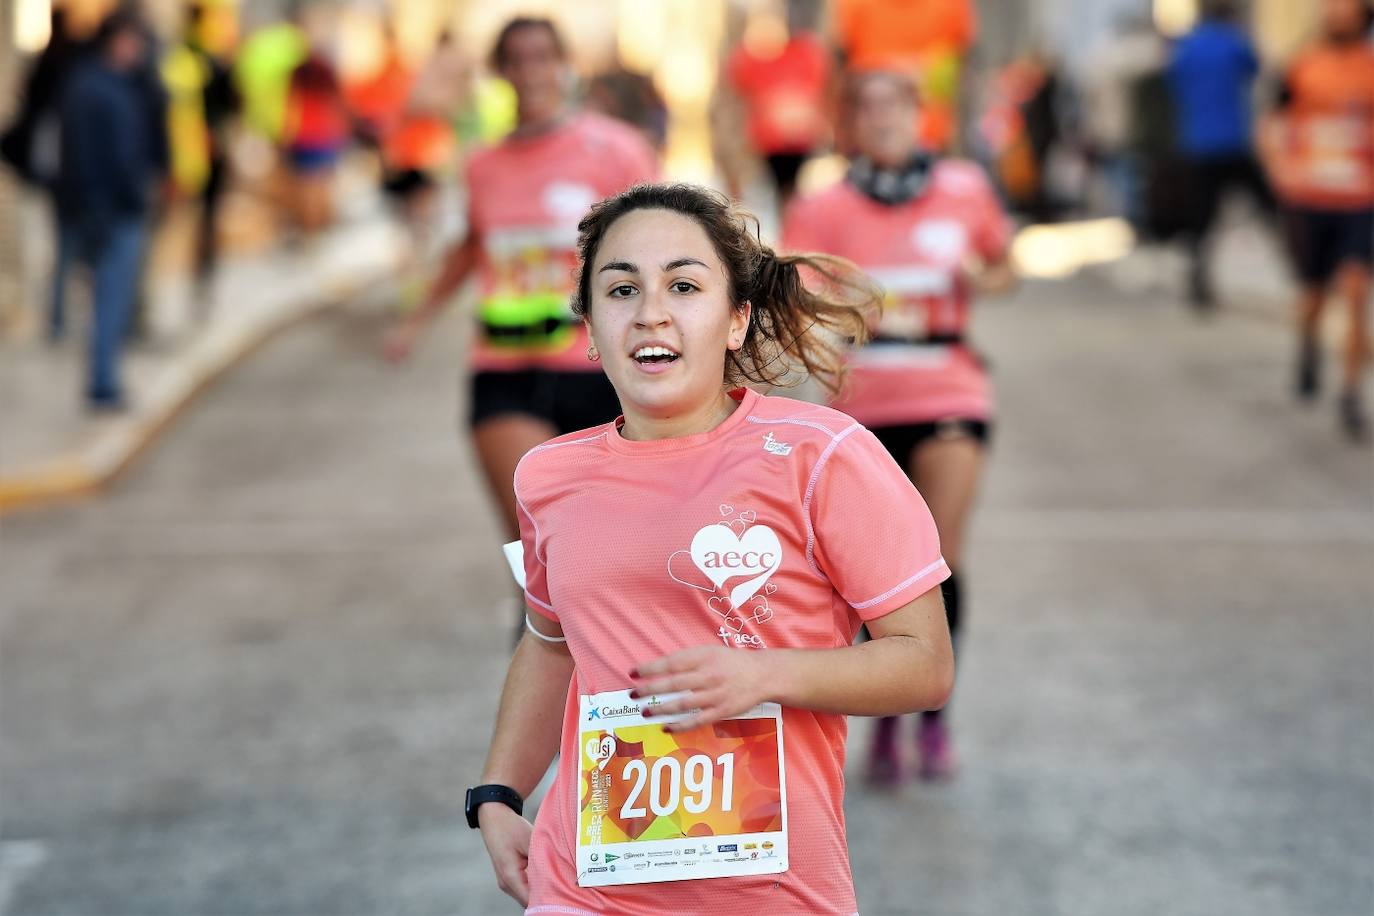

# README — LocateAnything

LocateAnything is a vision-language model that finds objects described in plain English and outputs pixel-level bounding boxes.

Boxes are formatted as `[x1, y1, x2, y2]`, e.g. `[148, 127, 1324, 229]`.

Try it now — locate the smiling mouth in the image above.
[632, 346, 681, 365]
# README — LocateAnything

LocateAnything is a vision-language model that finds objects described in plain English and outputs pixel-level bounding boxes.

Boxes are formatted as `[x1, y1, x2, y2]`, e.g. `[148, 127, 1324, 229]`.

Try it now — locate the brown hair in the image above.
[572, 184, 877, 395]
[489, 16, 566, 71]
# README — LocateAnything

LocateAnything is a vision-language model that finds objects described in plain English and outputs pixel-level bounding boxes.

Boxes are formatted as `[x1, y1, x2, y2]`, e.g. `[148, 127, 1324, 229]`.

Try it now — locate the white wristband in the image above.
[525, 614, 567, 643]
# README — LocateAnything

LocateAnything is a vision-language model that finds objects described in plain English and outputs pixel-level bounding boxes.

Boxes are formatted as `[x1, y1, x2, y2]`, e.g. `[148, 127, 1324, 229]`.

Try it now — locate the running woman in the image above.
[1260, 0, 1374, 442]
[384, 17, 658, 540]
[783, 69, 1014, 783]
[465, 184, 955, 914]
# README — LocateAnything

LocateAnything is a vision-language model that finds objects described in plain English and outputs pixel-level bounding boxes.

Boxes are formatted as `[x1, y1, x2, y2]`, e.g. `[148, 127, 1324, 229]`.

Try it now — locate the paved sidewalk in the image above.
[0, 218, 406, 514]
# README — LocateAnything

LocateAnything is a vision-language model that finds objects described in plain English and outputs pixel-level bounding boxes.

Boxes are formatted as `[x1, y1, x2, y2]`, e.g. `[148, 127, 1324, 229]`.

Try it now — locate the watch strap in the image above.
[466, 784, 524, 829]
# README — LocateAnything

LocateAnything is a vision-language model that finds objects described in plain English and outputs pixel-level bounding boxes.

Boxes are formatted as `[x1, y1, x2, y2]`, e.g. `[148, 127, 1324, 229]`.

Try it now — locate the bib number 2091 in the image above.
[576, 689, 788, 887]
[620, 753, 735, 819]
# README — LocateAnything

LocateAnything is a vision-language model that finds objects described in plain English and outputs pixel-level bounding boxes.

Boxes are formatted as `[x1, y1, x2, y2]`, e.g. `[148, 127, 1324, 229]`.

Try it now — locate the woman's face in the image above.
[586, 209, 750, 423]
[851, 75, 919, 167]
[499, 25, 566, 122]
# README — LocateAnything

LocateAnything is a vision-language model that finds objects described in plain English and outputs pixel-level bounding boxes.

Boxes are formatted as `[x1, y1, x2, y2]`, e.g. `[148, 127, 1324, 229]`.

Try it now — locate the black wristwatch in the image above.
[465, 784, 524, 829]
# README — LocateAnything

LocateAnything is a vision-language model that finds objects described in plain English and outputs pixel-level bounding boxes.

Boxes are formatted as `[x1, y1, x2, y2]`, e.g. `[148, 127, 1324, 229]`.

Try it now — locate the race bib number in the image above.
[478, 227, 579, 349]
[576, 689, 788, 887]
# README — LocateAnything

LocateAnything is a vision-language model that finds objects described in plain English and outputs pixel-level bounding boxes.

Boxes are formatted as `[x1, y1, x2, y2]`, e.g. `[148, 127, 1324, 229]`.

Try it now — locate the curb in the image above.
[0, 230, 402, 516]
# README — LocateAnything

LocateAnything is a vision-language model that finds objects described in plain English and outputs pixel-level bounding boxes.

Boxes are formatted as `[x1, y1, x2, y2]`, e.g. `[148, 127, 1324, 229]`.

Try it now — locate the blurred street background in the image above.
[1, 0, 1371, 914]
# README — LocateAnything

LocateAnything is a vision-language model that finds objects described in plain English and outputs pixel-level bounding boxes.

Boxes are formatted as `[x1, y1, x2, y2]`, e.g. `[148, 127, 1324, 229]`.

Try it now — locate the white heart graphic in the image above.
[584, 735, 616, 771]
[667, 549, 714, 592]
[690, 523, 783, 608]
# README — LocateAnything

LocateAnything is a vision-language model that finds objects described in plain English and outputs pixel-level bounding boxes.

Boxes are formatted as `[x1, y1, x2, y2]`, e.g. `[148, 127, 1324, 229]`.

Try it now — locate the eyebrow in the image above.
[597, 257, 710, 274]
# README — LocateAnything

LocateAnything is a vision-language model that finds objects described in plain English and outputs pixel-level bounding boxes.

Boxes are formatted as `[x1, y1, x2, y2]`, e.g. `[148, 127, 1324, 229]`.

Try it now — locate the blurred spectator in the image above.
[2, 6, 80, 189]
[1167, 0, 1271, 309]
[283, 49, 350, 234]
[407, 29, 474, 132]
[126, 25, 171, 343]
[57, 8, 165, 410]
[717, 0, 830, 208]
[162, 1, 239, 293]
[833, 0, 976, 151]
[345, 26, 412, 148]
[406, 27, 517, 150]
[585, 66, 669, 153]
[1081, 15, 1167, 225]
[982, 53, 1064, 222]
[1260, 0, 1374, 441]
[2, 6, 84, 342]
[1127, 43, 1192, 245]
[233, 19, 306, 143]
[378, 32, 462, 299]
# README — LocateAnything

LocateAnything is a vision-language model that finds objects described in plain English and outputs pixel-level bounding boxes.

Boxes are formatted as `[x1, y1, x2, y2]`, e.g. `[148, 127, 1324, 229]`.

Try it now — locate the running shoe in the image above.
[1296, 337, 1321, 401]
[1339, 389, 1370, 443]
[917, 714, 958, 781]
[865, 716, 903, 787]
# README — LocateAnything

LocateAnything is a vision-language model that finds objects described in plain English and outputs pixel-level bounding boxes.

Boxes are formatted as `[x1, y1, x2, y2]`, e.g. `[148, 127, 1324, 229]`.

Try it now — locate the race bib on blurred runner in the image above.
[575, 689, 788, 887]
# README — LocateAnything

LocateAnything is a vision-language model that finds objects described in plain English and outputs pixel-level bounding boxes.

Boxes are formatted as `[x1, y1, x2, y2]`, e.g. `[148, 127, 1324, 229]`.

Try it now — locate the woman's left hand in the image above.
[629, 645, 777, 732]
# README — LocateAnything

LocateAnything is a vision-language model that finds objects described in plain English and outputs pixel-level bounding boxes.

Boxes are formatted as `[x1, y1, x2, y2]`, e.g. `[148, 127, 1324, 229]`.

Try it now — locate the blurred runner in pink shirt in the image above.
[465, 183, 955, 914]
[784, 69, 1015, 784]
[383, 17, 657, 562]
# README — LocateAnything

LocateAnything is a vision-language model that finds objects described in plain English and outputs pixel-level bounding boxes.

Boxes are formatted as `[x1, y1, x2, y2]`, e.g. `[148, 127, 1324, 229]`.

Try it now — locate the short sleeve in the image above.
[515, 487, 558, 622]
[808, 427, 949, 620]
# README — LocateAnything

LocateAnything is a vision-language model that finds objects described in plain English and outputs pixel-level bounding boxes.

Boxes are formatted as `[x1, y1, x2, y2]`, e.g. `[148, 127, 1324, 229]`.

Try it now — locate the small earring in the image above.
[586, 345, 600, 362]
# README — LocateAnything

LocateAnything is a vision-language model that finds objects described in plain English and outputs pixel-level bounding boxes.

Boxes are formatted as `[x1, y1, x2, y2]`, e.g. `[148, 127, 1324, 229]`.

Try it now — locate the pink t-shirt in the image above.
[782, 160, 1012, 426]
[515, 388, 948, 915]
[466, 112, 659, 373]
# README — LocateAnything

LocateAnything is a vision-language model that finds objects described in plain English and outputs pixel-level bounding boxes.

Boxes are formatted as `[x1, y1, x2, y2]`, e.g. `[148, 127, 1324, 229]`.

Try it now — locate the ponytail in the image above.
[735, 248, 874, 394]
[574, 183, 878, 395]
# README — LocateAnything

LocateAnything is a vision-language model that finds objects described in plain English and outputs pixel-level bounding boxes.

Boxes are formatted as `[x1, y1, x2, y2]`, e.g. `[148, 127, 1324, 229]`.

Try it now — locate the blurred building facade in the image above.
[976, 0, 1320, 69]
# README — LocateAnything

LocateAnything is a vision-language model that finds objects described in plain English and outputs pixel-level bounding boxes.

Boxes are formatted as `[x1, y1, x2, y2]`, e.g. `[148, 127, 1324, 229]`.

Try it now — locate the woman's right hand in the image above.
[478, 803, 534, 907]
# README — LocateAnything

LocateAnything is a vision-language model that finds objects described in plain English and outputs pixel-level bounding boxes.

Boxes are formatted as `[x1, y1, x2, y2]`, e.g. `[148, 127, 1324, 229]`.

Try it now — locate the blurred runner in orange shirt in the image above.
[1261, 0, 1374, 441]
[833, 0, 976, 151]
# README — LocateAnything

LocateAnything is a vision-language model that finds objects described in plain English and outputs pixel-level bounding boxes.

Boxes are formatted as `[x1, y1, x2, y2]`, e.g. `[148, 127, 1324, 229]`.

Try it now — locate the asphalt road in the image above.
[2, 273, 1371, 915]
